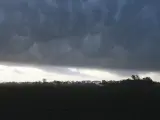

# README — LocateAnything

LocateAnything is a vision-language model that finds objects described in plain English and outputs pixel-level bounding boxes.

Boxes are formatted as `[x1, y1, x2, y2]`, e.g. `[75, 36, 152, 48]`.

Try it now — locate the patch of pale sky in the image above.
[0, 63, 159, 82]
[74, 68, 126, 80]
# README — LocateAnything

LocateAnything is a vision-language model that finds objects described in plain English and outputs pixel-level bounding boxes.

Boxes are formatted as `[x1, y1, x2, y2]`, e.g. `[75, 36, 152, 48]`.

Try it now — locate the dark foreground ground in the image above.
[0, 76, 158, 119]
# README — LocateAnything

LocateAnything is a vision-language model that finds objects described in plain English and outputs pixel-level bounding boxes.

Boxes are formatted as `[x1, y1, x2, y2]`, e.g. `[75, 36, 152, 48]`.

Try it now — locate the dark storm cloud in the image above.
[0, 0, 160, 70]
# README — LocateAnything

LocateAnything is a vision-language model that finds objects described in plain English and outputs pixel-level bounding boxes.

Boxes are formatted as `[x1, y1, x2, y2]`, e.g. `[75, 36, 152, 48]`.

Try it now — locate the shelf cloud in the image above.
[0, 0, 159, 70]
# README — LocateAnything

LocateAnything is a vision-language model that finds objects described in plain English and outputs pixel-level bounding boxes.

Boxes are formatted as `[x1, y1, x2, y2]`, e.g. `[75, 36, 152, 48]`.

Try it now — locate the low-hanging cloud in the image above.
[0, 0, 160, 71]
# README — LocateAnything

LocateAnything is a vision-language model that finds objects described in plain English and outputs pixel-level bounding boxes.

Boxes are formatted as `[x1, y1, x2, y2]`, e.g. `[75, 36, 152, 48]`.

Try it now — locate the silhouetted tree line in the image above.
[0, 75, 153, 86]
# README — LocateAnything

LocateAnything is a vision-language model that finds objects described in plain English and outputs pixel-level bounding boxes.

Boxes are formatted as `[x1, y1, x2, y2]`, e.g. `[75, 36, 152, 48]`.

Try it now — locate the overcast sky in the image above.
[0, 0, 160, 77]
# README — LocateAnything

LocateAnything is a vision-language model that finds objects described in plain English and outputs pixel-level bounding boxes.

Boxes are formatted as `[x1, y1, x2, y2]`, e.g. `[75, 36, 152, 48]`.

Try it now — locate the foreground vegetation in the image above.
[0, 75, 159, 118]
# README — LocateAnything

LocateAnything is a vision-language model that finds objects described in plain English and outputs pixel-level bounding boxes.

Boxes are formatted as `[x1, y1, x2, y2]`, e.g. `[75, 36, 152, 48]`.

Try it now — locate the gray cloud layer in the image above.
[0, 0, 160, 70]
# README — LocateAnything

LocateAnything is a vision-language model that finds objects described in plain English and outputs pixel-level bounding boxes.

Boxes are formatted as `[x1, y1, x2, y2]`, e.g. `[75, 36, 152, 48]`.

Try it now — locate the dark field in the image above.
[0, 75, 159, 119]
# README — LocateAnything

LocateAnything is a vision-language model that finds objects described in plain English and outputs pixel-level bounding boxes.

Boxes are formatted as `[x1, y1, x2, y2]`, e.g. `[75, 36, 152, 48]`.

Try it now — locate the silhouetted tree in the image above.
[42, 78, 47, 83]
[143, 77, 153, 82]
[131, 75, 140, 80]
[135, 75, 141, 80]
[101, 80, 107, 85]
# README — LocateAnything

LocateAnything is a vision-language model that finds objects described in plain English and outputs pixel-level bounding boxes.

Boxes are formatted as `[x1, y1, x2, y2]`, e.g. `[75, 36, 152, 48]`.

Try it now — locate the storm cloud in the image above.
[0, 0, 160, 70]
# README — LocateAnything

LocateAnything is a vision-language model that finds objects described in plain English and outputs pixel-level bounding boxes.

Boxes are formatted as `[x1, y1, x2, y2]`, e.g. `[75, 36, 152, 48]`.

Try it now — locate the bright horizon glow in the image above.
[0, 62, 159, 82]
